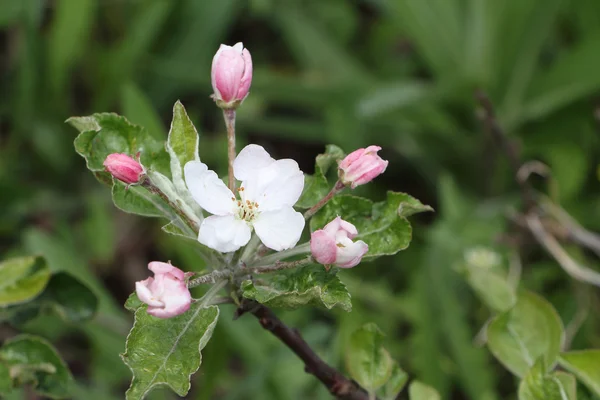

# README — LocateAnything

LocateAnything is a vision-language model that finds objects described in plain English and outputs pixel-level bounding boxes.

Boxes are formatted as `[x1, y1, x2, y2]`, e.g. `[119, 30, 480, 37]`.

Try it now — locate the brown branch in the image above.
[474, 90, 536, 211]
[235, 300, 372, 400]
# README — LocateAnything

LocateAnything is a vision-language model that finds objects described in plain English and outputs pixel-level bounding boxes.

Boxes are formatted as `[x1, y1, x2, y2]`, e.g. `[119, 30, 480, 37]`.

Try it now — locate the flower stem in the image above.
[304, 180, 346, 219]
[223, 109, 237, 192]
[188, 269, 233, 288]
[142, 181, 198, 232]
[196, 280, 228, 308]
[252, 242, 311, 266]
[247, 256, 314, 274]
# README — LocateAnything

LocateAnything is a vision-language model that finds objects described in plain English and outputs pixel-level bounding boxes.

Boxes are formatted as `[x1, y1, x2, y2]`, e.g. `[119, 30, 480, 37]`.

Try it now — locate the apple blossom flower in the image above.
[184, 144, 305, 253]
[135, 262, 192, 318]
[310, 217, 368, 268]
[103, 153, 144, 184]
[211, 42, 253, 109]
[338, 145, 388, 189]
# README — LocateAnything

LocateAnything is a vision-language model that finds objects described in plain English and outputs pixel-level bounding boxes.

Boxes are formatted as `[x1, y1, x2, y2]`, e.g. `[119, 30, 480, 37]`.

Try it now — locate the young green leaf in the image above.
[0, 335, 74, 399]
[518, 358, 575, 400]
[558, 350, 600, 396]
[165, 101, 204, 221]
[345, 323, 394, 393]
[121, 304, 219, 400]
[111, 181, 169, 218]
[297, 145, 345, 208]
[487, 291, 564, 377]
[379, 362, 409, 400]
[0, 362, 11, 396]
[462, 264, 516, 313]
[408, 380, 441, 400]
[0, 256, 50, 307]
[311, 192, 431, 259]
[241, 265, 351, 311]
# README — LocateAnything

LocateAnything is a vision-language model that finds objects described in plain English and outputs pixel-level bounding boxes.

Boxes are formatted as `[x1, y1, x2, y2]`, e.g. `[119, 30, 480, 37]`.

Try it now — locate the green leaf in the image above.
[124, 293, 143, 312]
[3, 272, 98, 325]
[0, 362, 12, 395]
[167, 101, 200, 174]
[487, 291, 564, 377]
[558, 350, 600, 396]
[462, 263, 516, 313]
[518, 358, 575, 400]
[310, 192, 428, 259]
[345, 323, 394, 393]
[111, 181, 169, 218]
[553, 372, 577, 400]
[69, 113, 169, 176]
[379, 362, 408, 400]
[297, 145, 345, 209]
[121, 304, 219, 399]
[241, 264, 351, 312]
[409, 380, 441, 400]
[0, 335, 74, 399]
[0, 256, 50, 307]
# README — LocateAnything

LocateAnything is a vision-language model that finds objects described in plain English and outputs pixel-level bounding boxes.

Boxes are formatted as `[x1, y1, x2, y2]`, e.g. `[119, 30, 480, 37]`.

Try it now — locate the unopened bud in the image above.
[103, 153, 144, 184]
[338, 146, 388, 189]
[211, 42, 253, 109]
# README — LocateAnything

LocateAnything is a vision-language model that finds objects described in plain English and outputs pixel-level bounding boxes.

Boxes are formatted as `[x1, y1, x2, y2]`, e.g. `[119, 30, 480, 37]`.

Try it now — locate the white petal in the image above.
[198, 215, 251, 253]
[184, 161, 236, 216]
[232, 42, 244, 52]
[243, 159, 304, 211]
[233, 144, 274, 182]
[253, 207, 305, 251]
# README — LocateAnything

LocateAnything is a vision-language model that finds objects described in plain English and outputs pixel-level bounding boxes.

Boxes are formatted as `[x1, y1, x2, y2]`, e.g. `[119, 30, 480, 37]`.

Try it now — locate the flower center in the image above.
[233, 186, 260, 222]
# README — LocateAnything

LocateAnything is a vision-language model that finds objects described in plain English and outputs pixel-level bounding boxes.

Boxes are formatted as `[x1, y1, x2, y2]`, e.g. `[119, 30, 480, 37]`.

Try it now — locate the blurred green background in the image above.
[2, 0, 600, 399]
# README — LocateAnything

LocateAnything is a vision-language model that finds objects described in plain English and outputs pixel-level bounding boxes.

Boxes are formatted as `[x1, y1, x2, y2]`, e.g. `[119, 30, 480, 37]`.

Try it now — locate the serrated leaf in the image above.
[379, 362, 408, 400]
[310, 192, 424, 259]
[297, 145, 345, 209]
[345, 323, 394, 393]
[2, 272, 98, 325]
[518, 358, 574, 400]
[69, 113, 169, 176]
[558, 350, 600, 396]
[487, 291, 564, 378]
[121, 304, 219, 400]
[408, 380, 441, 400]
[395, 193, 434, 218]
[124, 293, 142, 312]
[0, 335, 73, 399]
[241, 264, 351, 311]
[462, 264, 516, 312]
[111, 181, 168, 218]
[0, 256, 51, 307]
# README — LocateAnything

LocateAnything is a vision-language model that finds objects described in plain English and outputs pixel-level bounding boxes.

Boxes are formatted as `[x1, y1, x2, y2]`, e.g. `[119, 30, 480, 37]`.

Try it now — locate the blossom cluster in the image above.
[102, 43, 389, 318]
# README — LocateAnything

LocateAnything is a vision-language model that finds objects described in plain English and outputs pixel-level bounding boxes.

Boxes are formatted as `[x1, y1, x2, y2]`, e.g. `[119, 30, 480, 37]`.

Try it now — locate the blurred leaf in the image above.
[122, 304, 219, 399]
[553, 372, 577, 400]
[47, 0, 95, 95]
[3, 272, 98, 325]
[487, 291, 564, 377]
[357, 81, 433, 119]
[378, 362, 408, 400]
[409, 380, 441, 400]
[524, 32, 600, 122]
[518, 358, 575, 400]
[311, 192, 425, 260]
[0, 362, 11, 395]
[297, 145, 345, 209]
[69, 113, 169, 176]
[0, 256, 50, 307]
[0, 335, 73, 399]
[558, 350, 600, 396]
[462, 263, 517, 312]
[121, 82, 165, 140]
[241, 264, 352, 311]
[345, 323, 394, 393]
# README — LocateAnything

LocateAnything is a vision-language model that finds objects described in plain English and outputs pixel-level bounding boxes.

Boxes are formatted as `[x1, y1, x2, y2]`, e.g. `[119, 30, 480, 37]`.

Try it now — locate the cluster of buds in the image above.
[100, 43, 390, 319]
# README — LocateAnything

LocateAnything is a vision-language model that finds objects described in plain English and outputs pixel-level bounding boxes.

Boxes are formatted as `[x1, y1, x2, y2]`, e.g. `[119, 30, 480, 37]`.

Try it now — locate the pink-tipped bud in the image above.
[135, 262, 192, 319]
[103, 153, 144, 184]
[338, 146, 388, 189]
[310, 217, 368, 268]
[211, 42, 253, 109]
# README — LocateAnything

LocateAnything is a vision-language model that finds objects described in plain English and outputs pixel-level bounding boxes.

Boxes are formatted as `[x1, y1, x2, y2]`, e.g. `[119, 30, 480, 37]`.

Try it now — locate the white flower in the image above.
[184, 144, 305, 253]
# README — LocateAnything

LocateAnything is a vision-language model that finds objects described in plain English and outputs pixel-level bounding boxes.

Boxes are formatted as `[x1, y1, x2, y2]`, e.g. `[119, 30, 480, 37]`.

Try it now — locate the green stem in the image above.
[223, 109, 237, 192]
[247, 256, 314, 274]
[252, 242, 311, 266]
[196, 280, 228, 307]
[142, 181, 198, 233]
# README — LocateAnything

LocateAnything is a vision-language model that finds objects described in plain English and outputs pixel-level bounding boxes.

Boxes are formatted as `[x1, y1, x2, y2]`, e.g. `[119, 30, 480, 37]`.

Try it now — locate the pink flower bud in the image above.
[338, 146, 388, 189]
[211, 42, 253, 109]
[310, 217, 368, 268]
[135, 262, 192, 318]
[103, 153, 144, 184]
